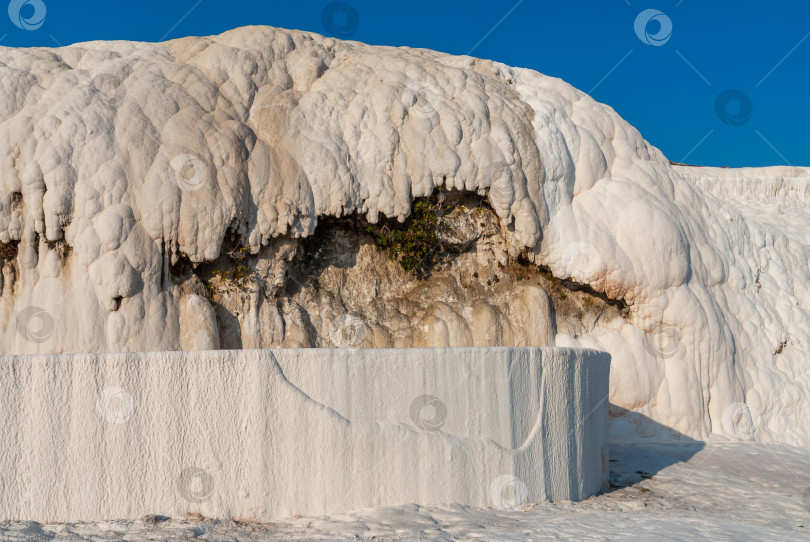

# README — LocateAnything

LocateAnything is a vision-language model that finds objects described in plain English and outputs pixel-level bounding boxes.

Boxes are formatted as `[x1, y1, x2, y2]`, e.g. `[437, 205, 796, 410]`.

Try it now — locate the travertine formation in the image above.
[0, 26, 807, 446]
[0, 347, 610, 521]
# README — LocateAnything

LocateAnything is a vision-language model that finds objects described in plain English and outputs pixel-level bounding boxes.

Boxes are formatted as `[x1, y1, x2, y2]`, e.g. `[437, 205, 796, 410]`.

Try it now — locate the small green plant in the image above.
[211, 263, 250, 294]
[205, 243, 252, 297]
[204, 281, 216, 301]
[367, 200, 448, 277]
[226, 245, 251, 258]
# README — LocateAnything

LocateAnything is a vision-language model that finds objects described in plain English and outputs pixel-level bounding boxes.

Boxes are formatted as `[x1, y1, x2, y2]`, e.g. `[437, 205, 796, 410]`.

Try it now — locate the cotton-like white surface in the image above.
[0, 442, 806, 540]
[0, 347, 610, 522]
[0, 26, 807, 447]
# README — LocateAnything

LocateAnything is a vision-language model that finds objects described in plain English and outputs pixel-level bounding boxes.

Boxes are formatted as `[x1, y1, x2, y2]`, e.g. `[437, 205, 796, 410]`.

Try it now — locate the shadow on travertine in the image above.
[607, 405, 705, 492]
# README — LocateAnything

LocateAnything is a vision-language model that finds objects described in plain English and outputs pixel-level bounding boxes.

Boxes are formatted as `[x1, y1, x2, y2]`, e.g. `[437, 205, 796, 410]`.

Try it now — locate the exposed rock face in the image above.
[186, 202, 567, 350]
[0, 26, 808, 447]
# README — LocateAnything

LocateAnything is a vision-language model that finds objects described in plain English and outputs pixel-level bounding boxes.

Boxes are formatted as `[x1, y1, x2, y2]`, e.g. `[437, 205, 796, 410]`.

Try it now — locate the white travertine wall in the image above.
[0, 26, 807, 447]
[0, 347, 609, 522]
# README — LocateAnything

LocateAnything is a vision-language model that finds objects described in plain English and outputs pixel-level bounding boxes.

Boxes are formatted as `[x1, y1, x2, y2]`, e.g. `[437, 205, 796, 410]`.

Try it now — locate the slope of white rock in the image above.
[0, 347, 609, 522]
[0, 26, 807, 448]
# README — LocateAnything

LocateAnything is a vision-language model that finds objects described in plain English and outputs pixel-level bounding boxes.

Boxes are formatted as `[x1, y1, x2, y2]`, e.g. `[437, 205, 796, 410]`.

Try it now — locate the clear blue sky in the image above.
[4, 0, 809, 167]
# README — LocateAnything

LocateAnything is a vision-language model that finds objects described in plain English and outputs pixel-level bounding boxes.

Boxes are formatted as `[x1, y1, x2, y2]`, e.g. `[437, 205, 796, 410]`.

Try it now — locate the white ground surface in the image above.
[1, 442, 807, 541]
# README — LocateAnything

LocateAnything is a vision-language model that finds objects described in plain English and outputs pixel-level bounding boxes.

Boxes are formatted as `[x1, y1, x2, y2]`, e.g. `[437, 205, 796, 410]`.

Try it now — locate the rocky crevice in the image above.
[173, 193, 625, 350]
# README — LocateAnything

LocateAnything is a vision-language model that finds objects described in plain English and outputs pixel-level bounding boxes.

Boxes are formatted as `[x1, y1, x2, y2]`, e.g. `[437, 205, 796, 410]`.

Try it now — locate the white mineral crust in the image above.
[0, 26, 807, 447]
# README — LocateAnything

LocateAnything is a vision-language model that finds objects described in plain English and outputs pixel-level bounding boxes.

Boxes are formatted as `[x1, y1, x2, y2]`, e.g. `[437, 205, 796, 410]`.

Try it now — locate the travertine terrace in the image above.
[0, 26, 807, 447]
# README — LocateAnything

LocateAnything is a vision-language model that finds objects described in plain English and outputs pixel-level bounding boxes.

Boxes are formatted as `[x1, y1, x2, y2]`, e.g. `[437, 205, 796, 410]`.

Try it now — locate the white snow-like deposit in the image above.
[0, 26, 807, 448]
[0, 347, 610, 522]
[1, 442, 807, 540]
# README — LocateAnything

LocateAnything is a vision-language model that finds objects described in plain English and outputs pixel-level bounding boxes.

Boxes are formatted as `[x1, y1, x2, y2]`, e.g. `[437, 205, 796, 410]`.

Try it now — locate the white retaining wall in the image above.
[0, 347, 610, 522]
